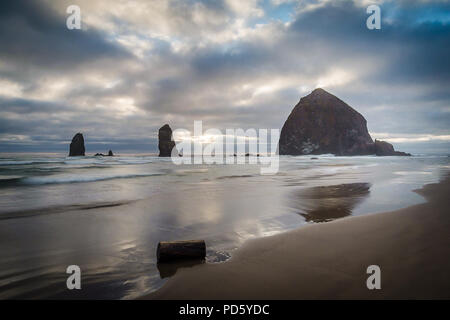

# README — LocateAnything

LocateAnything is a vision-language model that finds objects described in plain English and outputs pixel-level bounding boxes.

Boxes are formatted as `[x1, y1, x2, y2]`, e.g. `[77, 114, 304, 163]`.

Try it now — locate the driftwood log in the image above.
[157, 240, 206, 263]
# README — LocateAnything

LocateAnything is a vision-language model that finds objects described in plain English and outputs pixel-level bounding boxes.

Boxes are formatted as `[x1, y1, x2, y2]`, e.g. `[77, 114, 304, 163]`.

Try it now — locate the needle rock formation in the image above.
[158, 124, 177, 157]
[69, 133, 85, 156]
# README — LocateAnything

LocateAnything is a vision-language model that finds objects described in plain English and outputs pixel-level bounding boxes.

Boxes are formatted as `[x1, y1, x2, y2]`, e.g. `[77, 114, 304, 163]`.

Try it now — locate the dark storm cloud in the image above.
[0, 97, 71, 114]
[287, 0, 450, 84]
[0, 0, 129, 69]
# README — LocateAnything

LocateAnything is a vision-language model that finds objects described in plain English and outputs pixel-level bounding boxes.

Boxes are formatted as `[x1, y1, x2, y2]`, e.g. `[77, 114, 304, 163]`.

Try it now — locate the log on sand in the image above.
[157, 240, 206, 263]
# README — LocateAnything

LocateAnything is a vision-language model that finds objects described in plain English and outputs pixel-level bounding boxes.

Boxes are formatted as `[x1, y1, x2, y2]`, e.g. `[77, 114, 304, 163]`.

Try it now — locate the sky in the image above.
[0, 0, 449, 154]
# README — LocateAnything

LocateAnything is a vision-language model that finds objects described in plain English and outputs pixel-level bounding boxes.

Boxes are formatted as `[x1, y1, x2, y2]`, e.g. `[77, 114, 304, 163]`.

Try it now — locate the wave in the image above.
[0, 200, 135, 221]
[0, 159, 65, 166]
[0, 175, 24, 180]
[174, 168, 209, 174]
[64, 157, 156, 165]
[63, 159, 104, 165]
[0, 175, 24, 186]
[215, 174, 255, 180]
[0, 156, 172, 167]
[0, 160, 36, 165]
[116, 159, 154, 164]
[22, 172, 163, 185]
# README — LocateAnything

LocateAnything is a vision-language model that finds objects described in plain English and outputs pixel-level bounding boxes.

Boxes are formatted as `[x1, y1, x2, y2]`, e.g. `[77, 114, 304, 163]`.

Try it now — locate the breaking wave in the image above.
[22, 172, 163, 185]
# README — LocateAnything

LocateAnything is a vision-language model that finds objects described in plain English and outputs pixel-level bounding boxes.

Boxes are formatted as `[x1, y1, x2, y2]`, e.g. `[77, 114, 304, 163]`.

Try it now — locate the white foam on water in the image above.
[63, 158, 103, 165]
[0, 161, 35, 165]
[0, 159, 66, 165]
[0, 175, 24, 181]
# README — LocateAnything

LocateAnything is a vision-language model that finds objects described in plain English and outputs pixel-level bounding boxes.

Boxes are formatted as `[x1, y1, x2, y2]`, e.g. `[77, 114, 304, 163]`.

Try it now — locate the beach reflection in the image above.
[292, 183, 371, 223]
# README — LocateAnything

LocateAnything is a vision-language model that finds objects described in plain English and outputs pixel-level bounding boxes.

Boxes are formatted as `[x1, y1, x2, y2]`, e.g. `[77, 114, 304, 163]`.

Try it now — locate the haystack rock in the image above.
[69, 133, 85, 156]
[158, 124, 177, 157]
[279, 88, 409, 156]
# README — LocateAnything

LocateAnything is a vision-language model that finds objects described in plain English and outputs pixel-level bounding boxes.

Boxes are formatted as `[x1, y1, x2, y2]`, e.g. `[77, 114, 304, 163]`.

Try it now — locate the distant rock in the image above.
[158, 124, 177, 157]
[279, 88, 410, 156]
[374, 140, 411, 156]
[69, 133, 85, 156]
[94, 150, 114, 157]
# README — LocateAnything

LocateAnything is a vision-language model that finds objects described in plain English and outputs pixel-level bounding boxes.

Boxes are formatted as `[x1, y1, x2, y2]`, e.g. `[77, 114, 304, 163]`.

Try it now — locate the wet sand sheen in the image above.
[145, 176, 450, 299]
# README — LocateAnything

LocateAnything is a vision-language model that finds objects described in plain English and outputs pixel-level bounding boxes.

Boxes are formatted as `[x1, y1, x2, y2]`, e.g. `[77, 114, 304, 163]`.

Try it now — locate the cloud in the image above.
[0, 0, 129, 70]
[0, 0, 449, 154]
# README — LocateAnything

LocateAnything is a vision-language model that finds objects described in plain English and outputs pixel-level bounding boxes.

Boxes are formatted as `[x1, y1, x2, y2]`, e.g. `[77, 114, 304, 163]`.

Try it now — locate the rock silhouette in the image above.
[158, 124, 177, 157]
[279, 88, 410, 156]
[69, 133, 85, 156]
[94, 150, 114, 157]
[374, 140, 410, 156]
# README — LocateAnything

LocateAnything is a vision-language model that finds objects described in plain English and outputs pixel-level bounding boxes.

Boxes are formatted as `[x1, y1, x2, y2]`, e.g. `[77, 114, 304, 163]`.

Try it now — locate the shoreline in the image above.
[145, 175, 450, 299]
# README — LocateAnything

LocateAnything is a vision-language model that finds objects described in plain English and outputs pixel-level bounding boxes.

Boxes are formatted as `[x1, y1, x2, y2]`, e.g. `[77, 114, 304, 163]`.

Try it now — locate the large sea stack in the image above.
[69, 133, 85, 156]
[279, 88, 409, 156]
[158, 124, 177, 157]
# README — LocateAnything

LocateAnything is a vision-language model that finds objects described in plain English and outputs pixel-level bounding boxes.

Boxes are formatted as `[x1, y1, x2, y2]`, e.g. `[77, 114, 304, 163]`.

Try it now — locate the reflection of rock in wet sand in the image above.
[292, 183, 371, 223]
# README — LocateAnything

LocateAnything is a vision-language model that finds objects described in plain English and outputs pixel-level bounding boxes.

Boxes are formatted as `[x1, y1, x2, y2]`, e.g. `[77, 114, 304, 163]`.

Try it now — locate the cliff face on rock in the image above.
[158, 124, 177, 157]
[69, 133, 85, 156]
[279, 89, 410, 156]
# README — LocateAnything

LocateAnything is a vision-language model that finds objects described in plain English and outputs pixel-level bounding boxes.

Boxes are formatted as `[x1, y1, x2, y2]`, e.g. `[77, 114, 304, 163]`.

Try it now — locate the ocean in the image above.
[0, 153, 448, 299]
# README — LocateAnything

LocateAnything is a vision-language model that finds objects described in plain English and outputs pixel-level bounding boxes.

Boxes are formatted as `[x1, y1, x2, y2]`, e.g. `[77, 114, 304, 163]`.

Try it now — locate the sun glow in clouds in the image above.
[172, 121, 279, 174]
[173, 130, 259, 146]
[316, 69, 356, 89]
[0, 79, 23, 97]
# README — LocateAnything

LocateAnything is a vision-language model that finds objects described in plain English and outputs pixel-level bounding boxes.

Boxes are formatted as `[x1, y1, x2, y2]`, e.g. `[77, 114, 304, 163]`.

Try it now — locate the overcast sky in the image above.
[0, 0, 449, 154]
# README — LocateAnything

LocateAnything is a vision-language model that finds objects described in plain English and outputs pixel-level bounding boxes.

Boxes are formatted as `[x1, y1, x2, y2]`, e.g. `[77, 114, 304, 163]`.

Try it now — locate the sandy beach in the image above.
[146, 175, 450, 299]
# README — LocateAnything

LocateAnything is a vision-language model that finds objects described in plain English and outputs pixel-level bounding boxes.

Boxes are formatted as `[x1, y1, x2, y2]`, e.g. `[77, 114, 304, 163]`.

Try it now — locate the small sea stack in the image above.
[158, 124, 177, 157]
[94, 150, 114, 157]
[69, 133, 85, 156]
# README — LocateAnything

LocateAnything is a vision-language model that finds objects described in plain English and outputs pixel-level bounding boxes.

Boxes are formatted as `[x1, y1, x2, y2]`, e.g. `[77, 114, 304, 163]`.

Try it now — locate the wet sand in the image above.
[145, 176, 450, 299]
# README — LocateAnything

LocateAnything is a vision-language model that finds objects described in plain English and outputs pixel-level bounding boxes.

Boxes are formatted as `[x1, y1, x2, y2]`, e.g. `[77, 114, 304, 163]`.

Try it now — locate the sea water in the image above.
[0, 153, 448, 299]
